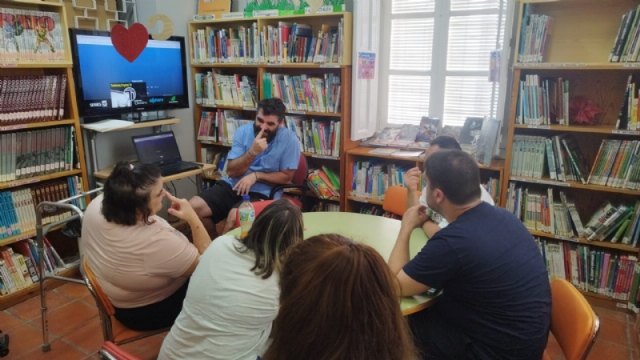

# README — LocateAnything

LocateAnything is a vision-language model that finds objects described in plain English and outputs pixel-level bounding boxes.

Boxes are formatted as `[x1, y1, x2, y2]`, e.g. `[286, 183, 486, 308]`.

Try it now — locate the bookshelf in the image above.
[503, 0, 640, 310]
[188, 12, 355, 212]
[0, 0, 89, 309]
[345, 146, 504, 216]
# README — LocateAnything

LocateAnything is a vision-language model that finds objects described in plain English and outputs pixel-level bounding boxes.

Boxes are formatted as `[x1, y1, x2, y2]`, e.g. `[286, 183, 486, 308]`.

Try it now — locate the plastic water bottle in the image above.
[238, 194, 255, 239]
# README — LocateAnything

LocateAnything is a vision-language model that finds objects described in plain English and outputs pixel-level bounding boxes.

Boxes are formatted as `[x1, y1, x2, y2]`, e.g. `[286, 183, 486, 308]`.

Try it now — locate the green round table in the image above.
[301, 212, 437, 315]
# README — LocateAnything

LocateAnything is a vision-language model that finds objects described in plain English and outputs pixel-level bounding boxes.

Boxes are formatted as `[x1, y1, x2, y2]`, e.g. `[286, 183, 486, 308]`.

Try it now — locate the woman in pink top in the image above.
[81, 161, 211, 331]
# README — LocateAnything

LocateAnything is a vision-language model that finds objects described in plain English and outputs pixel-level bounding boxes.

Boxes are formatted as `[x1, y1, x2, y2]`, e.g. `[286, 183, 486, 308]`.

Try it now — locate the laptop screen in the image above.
[132, 131, 182, 165]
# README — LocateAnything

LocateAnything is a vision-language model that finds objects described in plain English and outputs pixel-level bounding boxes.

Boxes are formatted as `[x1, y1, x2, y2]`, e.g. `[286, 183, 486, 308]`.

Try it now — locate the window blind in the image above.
[383, 0, 507, 127]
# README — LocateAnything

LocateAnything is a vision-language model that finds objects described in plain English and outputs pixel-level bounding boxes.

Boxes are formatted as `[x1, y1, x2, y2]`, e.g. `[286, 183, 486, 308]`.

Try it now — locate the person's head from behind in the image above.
[102, 161, 164, 226]
[263, 234, 417, 360]
[238, 199, 303, 279]
[254, 97, 286, 143]
[424, 135, 461, 158]
[424, 150, 481, 211]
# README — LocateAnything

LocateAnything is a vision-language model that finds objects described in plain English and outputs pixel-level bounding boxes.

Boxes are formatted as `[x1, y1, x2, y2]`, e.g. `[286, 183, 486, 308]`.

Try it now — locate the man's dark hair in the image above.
[424, 150, 480, 205]
[430, 135, 462, 150]
[257, 98, 287, 121]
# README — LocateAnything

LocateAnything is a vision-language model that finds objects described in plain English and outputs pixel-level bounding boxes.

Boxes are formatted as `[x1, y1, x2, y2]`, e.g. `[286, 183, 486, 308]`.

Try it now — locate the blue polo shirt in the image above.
[223, 124, 300, 198]
[404, 202, 551, 359]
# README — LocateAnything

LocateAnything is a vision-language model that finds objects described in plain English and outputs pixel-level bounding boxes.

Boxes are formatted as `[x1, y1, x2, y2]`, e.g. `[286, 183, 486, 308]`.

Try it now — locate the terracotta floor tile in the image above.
[118, 332, 167, 360]
[587, 339, 635, 360]
[598, 317, 629, 344]
[29, 300, 99, 339]
[63, 317, 105, 354]
[0, 309, 26, 329]
[597, 307, 636, 323]
[55, 282, 92, 301]
[3, 322, 51, 359]
[16, 338, 89, 360]
[7, 290, 70, 322]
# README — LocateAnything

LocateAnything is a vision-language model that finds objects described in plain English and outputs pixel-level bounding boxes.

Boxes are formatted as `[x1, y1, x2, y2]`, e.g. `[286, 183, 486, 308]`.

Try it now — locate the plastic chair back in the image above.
[544, 279, 599, 360]
[382, 186, 408, 216]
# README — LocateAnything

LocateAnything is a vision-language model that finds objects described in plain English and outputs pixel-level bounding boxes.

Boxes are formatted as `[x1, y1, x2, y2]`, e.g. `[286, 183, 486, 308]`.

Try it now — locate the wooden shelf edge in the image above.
[530, 230, 639, 253]
[191, 62, 349, 68]
[0, 169, 83, 191]
[0, 119, 75, 132]
[347, 195, 384, 206]
[0, 267, 79, 311]
[197, 103, 343, 117]
[514, 124, 640, 136]
[509, 177, 640, 196]
[0, 61, 72, 69]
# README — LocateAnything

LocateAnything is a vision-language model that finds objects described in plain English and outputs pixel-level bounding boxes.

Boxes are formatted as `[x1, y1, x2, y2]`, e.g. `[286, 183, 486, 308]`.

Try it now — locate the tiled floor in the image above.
[1, 280, 639, 359]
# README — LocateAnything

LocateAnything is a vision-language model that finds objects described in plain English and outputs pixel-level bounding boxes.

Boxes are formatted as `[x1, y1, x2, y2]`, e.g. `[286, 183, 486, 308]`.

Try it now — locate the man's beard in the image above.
[254, 125, 277, 143]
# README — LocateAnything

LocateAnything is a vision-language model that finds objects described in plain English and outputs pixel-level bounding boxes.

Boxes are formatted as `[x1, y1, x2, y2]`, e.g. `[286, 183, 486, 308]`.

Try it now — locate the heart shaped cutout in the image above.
[111, 23, 149, 62]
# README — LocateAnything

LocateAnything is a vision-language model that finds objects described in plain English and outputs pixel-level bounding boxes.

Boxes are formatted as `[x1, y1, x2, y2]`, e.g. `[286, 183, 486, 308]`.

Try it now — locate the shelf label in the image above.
[288, 110, 305, 114]
[253, 10, 278, 17]
[222, 12, 244, 19]
[510, 177, 570, 187]
[612, 129, 640, 135]
[310, 154, 339, 160]
[524, 124, 551, 129]
[319, 63, 340, 68]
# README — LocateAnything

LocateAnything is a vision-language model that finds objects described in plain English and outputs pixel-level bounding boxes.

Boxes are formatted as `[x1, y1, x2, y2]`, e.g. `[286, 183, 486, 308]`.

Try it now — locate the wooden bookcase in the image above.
[0, 0, 89, 309]
[187, 12, 356, 211]
[345, 146, 504, 215]
[188, 12, 355, 209]
[502, 0, 640, 310]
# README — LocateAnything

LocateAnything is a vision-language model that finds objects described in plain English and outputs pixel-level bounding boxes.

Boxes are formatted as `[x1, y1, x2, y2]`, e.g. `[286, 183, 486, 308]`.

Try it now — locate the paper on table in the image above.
[81, 119, 135, 132]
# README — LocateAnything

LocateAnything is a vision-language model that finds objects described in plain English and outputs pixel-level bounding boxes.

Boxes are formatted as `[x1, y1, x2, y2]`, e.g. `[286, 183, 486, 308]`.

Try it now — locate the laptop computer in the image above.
[131, 131, 200, 176]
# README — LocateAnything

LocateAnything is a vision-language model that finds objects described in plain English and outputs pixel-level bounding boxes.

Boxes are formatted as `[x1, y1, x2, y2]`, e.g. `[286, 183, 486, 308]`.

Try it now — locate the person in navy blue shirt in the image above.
[388, 150, 551, 360]
[190, 98, 300, 237]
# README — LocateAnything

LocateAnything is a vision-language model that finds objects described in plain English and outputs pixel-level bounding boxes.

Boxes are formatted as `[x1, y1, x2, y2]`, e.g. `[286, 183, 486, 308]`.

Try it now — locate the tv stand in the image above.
[84, 110, 171, 124]
[81, 117, 181, 188]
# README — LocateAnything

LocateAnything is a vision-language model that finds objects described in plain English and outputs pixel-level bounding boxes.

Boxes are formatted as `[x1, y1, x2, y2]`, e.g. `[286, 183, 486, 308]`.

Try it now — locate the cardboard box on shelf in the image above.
[197, 0, 231, 18]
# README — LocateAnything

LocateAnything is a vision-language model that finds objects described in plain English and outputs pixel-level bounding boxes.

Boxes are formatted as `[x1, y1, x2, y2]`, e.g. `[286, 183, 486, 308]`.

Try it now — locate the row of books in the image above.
[285, 115, 340, 157]
[308, 201, 339, 212]
[0, 176, 84, 239]
[609, 5, 640, 63]
[0, 8, 65, 63]
[197, 110, 253, 145]
[516, 75, 569, 126]
[263, 72, 341, 113]
[511, 135, 640, 190]
[510, 135, 586, 183]
[507, 183, 640, 246]
[0, 237, 72, 296]
[194, 71, 257, 108]
[190, 19, 345, 64]
[507, 185, 582, 239]
[618, 75, 640, 131]
[0, 126, 77, 182]
[356, 204, 402, 220]
[517, 6, 552, 63]
[306, 166, 340, 199]
[0, 74, 67, 125]
[350, 161, 410, 200]
[535, 238, 639, 302]
[589, 139, 640, 189]
[200, 147, 229, 177]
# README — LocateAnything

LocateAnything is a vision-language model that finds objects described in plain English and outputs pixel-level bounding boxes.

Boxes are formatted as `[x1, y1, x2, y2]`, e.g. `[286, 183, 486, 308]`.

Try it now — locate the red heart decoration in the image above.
[111, 23, 149, 62]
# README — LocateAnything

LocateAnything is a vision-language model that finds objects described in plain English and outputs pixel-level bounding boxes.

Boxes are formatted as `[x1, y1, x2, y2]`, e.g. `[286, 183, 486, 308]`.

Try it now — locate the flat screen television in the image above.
[69, 28, 189, 121]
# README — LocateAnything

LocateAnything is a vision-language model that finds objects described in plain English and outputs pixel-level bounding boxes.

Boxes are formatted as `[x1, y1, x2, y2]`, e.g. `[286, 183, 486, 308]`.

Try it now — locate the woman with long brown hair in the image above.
[263, 234, 418, 360]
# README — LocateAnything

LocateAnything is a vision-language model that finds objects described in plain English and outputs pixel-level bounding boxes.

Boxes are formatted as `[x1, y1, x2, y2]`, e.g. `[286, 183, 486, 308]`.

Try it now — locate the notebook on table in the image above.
[131, 131, 200, 176]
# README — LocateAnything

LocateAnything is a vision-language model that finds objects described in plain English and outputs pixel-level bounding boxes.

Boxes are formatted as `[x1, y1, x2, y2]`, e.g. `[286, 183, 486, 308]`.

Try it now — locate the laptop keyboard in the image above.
[160, 162, 199, 176]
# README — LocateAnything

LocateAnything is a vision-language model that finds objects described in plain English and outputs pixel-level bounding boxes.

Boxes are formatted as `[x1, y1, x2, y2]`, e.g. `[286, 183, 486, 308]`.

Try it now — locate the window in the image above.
[380, 0, 508, 127]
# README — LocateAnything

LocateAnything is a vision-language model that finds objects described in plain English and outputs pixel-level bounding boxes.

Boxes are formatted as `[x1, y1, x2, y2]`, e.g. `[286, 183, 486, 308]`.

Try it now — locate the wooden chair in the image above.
[80, 259, 168, 345]
[542, 279, 600, 360]
[382, 185, 408, 216]
[98, 341, 142, 360]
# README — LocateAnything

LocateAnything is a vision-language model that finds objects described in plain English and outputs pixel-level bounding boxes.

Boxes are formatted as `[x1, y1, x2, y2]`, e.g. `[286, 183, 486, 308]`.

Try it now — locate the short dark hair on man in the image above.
[102, 161, 162, 226]
[425, 150, 481, 205]
[430, 135, 462, 150]
[257, 98, 287, 121]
